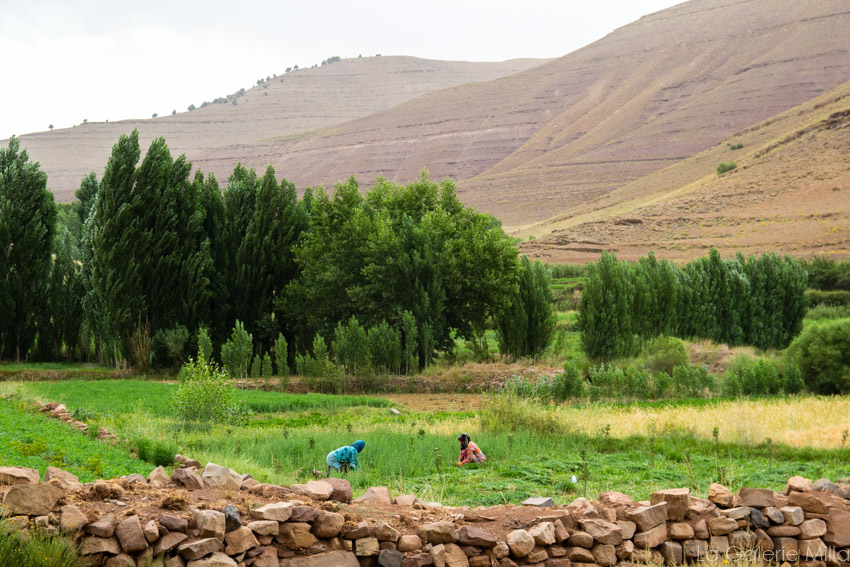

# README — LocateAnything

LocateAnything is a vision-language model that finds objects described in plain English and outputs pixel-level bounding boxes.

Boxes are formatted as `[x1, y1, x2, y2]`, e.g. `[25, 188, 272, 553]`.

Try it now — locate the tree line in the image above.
[0, 132, 554, 369]
[578, 250, 809, 360]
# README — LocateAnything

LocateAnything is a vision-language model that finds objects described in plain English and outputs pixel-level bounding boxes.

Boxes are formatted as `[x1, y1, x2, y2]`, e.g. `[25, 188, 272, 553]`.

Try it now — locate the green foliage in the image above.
[727, 142, 743, 150]
[802, 257, 850, 291]
[367, 321, 402, 374]
[171, 356, 246, 423]
[0, 518, 86, 567]
[274, 333, 289, 377]
[220, 320, 253, 379]
[250, 353, 262, 378]
[282, 172, 517, 368]
[577, 252, 634, 360]
[135, 438, 176, 467]
[806, 289, 850, 307]
[295, 335, 341, 383]
[333, 316, 370, 375]
[86, 131, 212, 365]
[401, 310, 418, 375]
[579, 250, 807, 359]
[641, 336, 688, 375]
[552, 361, 586, 400]
[0, 136, 56, 361]
[671, 364, 716, 398]
[262, 352, 273, 378]
[197, 327, 213, 361]
[716, 162, 737, 175]
[153, 324, 190, 369]
[497, 256, 556, 359]
[787, 319, 850, 394]
[805, 304, 850, 321]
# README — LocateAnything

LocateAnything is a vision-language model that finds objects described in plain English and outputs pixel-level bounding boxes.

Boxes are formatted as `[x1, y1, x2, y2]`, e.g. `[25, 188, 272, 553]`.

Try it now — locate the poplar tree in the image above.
[0, 137, 56, 360]
[497, 256, 556, 359]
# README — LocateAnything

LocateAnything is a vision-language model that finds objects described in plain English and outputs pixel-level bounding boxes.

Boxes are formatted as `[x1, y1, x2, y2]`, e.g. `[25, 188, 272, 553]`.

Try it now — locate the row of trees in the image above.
[1, 132, 553, 369]
[578, 250, 808, 360]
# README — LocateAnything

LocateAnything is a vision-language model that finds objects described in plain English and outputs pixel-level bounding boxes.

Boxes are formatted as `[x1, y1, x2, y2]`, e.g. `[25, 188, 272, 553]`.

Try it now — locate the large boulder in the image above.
[506, 530, 535, 558]
[324, 477, 353, 504]
[1, 482, 65, 515]
[312, 510, 345, 538]
[195, 509, 226, 540]
[825, 508, 850, 547]
[357, 486, 393, 505]
[45, 467, 82, 490]
[0, 466, 39, 485]
[420, 522, 458, 544]
[302, 480, 334, 500]
[172, 467, 205, 490]
[202, 463, 242, 491]
[250, 501, 293, 522]
[115, 515, 148, 553]
[650, 488, 690, 521]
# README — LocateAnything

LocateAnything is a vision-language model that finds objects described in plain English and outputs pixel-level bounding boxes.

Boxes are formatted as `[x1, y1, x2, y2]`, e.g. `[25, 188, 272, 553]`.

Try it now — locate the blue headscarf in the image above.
[352, 440, 365, 453]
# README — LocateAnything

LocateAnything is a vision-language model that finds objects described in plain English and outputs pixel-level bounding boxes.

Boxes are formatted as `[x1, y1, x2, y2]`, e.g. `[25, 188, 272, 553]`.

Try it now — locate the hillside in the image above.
[188, 0, 850, 231]
[519, 80, 850, 262]
[10, 56, 546, 200]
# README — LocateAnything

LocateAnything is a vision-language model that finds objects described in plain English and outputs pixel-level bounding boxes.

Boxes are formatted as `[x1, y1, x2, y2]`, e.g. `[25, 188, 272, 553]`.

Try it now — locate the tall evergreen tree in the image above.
[88, 131, 212, 365]
[0, 136, 56, 360]
[497, 256, 556, 360]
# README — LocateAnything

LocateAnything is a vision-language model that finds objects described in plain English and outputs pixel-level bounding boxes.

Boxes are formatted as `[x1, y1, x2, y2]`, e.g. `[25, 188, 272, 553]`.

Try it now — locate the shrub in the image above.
[739, 359, 783, 395]
[153, 324, 189, 369]
[367, 321, 402, 374]
[716, 162, 737, 175]
[220, 320, 252, 379]
[552, 361, 585, 401]
[671, 364, 716, 397]
[197, 327, 213, 361]
[0, 519, 84, 567]
[171, 357, 246, 424]
[296, 335, 342, 393]
[250, 353, 261, 378]
[783, 359, 806, 394]
[806, 289, 850, 307]
[262, 353, 273, 378]
[333, 316, 369, 375]
[805, 304, 850, 320]
[641, 336, 688, 375]
[786, 319, 850, 394]
[135, 438, 175, 467]
[274, 333, 289, 377]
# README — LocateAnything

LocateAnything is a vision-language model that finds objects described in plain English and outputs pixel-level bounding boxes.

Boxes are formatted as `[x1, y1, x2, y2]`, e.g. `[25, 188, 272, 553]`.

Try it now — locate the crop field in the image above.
[2, 380, 848, 507]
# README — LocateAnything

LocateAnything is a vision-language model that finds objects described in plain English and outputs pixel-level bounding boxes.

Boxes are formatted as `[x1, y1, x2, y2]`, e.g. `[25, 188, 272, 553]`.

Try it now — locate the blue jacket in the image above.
[329, 445, 359, 469]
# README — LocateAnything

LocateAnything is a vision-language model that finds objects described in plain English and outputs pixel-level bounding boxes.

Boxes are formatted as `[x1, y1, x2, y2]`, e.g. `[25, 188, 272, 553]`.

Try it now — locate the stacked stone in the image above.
[3, 466, 850, 567]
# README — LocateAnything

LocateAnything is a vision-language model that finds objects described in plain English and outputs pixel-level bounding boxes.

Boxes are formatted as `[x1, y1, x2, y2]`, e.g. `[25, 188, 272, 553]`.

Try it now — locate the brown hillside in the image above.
[189, 0, 850, 231]
[519, 80, 850, 263]
[11, 56, 546, 201]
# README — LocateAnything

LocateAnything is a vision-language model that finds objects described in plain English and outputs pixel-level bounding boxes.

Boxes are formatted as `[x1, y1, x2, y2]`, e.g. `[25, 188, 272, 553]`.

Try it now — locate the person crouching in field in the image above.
[326, 440, 365, 477]
[457, 433, 486, 466]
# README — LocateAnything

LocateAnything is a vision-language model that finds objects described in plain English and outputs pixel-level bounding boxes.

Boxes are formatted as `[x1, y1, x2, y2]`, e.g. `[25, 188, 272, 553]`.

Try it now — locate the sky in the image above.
[0, 0, 683, 140]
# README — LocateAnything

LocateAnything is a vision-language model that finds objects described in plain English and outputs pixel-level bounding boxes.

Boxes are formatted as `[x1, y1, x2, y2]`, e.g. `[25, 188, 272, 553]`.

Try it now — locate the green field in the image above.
[2, 380, 848, 506]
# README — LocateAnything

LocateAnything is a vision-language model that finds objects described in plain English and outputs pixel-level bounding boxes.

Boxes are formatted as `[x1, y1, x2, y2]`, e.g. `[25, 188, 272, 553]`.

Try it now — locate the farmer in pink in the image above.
[457, 433, 486, 465]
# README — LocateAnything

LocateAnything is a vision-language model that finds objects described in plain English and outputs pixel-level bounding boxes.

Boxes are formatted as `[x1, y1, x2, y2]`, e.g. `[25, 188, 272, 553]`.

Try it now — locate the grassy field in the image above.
[2, 380, 848, 507]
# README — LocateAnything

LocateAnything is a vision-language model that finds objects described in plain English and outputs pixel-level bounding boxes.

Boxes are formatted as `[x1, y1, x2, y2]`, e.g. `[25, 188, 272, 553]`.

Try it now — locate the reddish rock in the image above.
[1, 482, 65, 516]
[738, 487, 776, 508]
[357, 486, 393, 505]
[788, 492, 832, 515]
[172, 467, 204, 490]
[633, 523, 667, 549]
[178, 537, 224, 560]
[80, 536, 121, 555]
[313, 510, 345, 539]
[708, 483, 735, 508]
[324, 477, 353, 504]
[825, 508, 850, 547]
[159, 514, 189, 533]
[87, 514, 116, 537]
[506, 530, 535, 558]
[60, 504, 89, 532]
[420, 522, 458, 544]
[225, 526, 260, 555]
[579, 519, 622, 545]
[568, 531, 594, 549]
[154, 532, 188, 554]
[627, 502, 668, 532]
[277, 522, 318, 549]
[707, 516, 738, 536]
[45, 467, 82, 490]
[115, 515, 148, 553]
[650, 488, 690, 522]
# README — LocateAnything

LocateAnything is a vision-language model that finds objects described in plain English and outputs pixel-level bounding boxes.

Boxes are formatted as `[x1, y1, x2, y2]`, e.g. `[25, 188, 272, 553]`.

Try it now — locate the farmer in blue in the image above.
[326, 440, 365, 477]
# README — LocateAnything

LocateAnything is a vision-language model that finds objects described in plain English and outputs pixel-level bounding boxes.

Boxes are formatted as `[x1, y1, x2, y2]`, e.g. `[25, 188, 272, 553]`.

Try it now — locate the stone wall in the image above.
[1, 463, 849, 567]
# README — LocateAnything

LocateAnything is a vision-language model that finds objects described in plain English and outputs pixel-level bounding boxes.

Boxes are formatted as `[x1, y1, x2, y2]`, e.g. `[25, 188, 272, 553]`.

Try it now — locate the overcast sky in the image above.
[0, 0, 683, 139]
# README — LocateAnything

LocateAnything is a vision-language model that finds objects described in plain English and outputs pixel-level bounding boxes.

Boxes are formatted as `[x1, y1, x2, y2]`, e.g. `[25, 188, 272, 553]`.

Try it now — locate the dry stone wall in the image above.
[2, 463, 850, 567]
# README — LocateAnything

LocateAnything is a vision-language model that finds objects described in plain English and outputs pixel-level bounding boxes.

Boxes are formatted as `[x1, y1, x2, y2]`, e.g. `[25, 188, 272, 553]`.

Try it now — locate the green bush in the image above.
[135, 438, 175, 467]
[806, 289, 850, 307]
[367, 321, 402, 374]
[552, 362, 585, 400]
[641, 336, 688, 375]
[250, 353, 261, 378]
[671, 364, 716, 398]
[739, 359, 783, 395]
[153, 324, 189, 368]
[197, 327, 213, 361]
[0, 519, 85, 567]
[497, 256, 556, 360]
[171, 356, 246, 423]
[220, 320, 253, 379]
[716, 162, 737, 175]
[333, 316, 369, 375]
[261, 353, 273, 378]
[274, 333, 289, 377]
[296, 335, 342, 393]
[782, 359, 806, 394]
[805, 304, 850, 320]
[786, 319, 850, 394]
[803, 257, 850, 291]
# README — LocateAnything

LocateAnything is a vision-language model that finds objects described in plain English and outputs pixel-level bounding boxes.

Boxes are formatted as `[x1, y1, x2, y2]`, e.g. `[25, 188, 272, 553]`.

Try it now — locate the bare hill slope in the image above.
[11, 56, 545, 200]
[191, 0, 849, 231]
[519, 80, 850, 263]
